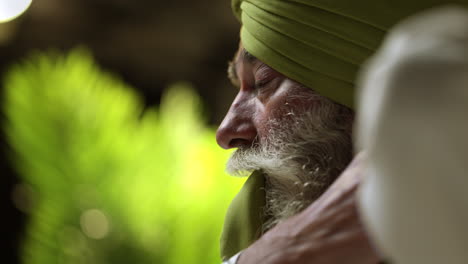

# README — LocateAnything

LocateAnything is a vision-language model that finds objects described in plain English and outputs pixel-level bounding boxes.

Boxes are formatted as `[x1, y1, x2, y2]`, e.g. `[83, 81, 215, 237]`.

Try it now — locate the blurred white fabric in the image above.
[356, 6, 468, 264]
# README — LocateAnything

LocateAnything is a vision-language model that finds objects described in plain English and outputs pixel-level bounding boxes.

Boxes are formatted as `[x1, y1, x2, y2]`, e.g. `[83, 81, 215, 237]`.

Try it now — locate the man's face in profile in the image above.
[216, 43, 355, 227]
[216, 44, 321, 149]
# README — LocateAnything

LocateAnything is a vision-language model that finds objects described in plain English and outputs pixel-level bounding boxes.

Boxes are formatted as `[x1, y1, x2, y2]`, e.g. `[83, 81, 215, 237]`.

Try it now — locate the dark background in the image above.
[0, 0, 240, 262]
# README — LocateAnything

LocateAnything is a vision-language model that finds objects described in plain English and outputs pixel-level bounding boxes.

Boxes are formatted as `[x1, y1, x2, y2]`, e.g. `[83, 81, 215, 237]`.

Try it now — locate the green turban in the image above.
[232, 0, 468, 108]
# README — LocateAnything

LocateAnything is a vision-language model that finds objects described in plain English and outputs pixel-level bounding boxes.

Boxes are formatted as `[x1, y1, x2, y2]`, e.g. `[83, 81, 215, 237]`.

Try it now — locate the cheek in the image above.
[268, 84, 318, 120]
[254, 81, 318, 141]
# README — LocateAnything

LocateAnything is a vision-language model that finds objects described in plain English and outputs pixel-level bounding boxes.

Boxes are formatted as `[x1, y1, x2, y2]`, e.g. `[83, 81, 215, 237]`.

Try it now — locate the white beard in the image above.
[226, 95, 354, 231]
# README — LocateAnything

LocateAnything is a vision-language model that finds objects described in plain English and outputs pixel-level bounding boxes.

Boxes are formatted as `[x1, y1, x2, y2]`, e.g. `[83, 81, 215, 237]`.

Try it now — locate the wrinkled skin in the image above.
[216, 44, 320, 149]
[237, 154, 380, 264]
[217, 43, 381, 263]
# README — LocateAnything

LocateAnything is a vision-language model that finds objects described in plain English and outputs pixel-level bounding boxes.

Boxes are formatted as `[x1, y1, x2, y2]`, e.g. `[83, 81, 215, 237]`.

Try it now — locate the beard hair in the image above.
[226, 94, 354, 232]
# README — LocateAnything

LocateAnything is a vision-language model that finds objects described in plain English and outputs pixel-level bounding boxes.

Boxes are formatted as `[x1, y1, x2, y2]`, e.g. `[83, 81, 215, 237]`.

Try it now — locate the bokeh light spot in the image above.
[80, 209, 110, 239]
[0, 0, 32, 23]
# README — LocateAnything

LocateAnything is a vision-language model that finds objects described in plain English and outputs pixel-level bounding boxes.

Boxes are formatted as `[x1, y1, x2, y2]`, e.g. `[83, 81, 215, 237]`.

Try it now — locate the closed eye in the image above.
[254, 64, 279, 90]
[255, 77, 279, 102]
[255, 78, 272, 88]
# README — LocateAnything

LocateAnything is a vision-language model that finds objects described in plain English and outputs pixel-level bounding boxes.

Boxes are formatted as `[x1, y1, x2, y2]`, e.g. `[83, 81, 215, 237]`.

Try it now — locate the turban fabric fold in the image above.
[232, 0, 468, 108]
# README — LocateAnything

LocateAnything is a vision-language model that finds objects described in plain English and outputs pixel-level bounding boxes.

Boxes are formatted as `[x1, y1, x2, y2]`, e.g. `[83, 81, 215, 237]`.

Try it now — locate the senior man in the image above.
[216, 0, 468, 263]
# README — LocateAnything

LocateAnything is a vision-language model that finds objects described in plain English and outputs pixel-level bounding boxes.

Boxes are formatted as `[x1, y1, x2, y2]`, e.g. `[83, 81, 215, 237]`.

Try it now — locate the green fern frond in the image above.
[3, 49, 243, 264]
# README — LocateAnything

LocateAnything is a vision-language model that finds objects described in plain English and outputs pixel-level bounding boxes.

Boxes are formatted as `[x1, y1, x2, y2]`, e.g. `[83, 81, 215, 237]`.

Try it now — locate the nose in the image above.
[216, 93, 257, 149]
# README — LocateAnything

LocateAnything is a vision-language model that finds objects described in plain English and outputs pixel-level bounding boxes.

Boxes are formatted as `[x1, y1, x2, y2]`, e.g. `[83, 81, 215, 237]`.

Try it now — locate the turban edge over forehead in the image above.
[232, 0, 468, 108]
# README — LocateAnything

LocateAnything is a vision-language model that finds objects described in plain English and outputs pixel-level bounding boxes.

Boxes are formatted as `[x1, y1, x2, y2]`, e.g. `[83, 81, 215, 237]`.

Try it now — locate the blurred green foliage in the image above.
[3, 49, 244, 264]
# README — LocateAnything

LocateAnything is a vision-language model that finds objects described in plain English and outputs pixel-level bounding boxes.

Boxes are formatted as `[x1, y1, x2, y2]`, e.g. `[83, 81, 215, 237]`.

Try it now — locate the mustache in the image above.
[226, 118, 303, 177]
[227, 142, 265, 175]
[226, 100, 354, 231]
[225, 98, 354, 185]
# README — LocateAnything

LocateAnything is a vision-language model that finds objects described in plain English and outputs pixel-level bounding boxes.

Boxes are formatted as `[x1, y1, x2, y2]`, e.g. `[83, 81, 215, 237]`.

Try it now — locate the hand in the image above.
[237, 153, 380, 264]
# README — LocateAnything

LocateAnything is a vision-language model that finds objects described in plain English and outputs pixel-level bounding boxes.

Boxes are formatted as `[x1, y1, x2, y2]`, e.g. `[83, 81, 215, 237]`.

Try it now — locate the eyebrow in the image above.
[242, 50, 257, 63]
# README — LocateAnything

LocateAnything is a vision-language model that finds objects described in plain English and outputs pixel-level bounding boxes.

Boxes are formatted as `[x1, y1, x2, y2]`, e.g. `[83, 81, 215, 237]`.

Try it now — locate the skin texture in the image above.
[217, 44, 380, 263]
[237, 154, 380, 264]
[217, 44, 320, 149]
